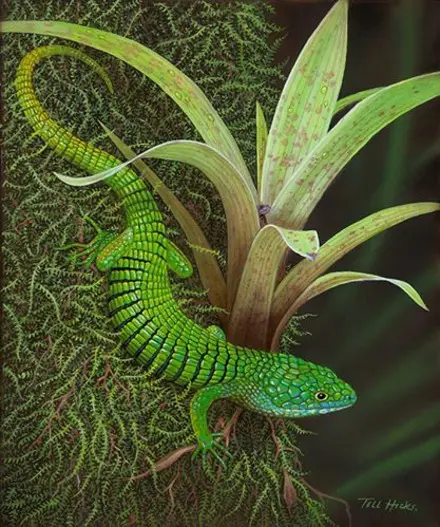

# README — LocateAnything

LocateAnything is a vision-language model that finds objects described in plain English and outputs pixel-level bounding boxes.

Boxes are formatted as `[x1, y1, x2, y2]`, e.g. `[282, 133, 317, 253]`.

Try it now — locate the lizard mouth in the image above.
[252, 395, 357, 418]
[310, 396, 357, 415]
[289, 395, 357, 417]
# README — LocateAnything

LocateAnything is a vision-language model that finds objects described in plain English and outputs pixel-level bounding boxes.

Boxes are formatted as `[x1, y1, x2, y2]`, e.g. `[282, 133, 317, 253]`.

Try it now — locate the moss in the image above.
[2, 0, 333, 525]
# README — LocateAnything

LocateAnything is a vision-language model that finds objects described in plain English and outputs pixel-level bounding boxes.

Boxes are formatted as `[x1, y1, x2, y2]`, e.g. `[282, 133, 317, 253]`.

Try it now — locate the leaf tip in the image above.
[53, 171, 68, 183]
[97, 119, 111, 134]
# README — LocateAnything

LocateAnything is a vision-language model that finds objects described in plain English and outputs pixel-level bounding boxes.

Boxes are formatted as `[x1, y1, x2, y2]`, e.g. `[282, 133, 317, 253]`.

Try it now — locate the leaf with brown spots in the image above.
[260, 0, 348, 205]
[100, 124, 228, 323]
[285, 270, 428, 315]
[334, 86, 384, 115]
[270, 72, 440, 229]
[256, 101, 268, 199]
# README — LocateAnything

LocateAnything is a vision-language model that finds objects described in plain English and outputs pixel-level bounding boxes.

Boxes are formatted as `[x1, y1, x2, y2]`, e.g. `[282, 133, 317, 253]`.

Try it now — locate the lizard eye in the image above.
[315, 391, 328, 401]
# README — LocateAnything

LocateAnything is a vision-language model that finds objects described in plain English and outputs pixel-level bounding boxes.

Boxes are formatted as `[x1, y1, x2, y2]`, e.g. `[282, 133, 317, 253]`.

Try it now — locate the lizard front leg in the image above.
[190, 383, 235, 467]
[165, 239, 193, 279]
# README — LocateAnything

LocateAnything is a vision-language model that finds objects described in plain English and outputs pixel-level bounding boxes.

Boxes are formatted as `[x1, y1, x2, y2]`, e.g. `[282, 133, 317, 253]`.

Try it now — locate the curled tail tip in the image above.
[17, 43, 114, 95]
[100, 72, 114, 95]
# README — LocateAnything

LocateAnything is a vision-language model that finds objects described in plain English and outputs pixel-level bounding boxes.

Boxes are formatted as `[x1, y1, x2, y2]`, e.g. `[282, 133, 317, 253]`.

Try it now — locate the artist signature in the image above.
[357, 497, 418, 513]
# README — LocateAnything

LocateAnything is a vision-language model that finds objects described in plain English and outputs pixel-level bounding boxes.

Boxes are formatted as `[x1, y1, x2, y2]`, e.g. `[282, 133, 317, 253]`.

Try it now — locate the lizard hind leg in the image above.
[58, 230, 116, 269]
[57, 213, 134, 271]
[95, 228, 134, 272]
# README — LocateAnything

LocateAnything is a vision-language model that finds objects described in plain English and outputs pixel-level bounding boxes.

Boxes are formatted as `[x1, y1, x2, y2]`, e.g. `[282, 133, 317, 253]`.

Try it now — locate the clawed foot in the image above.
[192, 432, 233, 469]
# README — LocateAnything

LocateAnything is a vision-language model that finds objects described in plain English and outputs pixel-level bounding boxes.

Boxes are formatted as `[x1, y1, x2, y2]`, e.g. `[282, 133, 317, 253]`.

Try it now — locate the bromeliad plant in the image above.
[3, 0, 439, 353]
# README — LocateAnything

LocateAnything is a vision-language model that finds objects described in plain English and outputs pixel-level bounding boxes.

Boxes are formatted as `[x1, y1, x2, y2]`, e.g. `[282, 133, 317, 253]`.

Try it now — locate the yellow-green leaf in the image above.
[275, 227, 320, 261]
[333, 86, 383, 115]
[270, 73, 440, 229]
[260, 0, 348, 205]
[1, 20, 252, 186]
[99, 124, 228, 322]
[271, 271, 428, 350]
[227, 225, 319, 349]
[256, 101, 268, 199]
[295, 271, 428, 311]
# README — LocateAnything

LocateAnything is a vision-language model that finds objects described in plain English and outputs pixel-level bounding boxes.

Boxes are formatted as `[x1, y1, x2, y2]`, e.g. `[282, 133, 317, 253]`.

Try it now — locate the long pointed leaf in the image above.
[55, 139, 260, 310]
[269, 73, 440, 229]
[256, 101, 268, 199]
[261, 0, 348, 205]
[228, 225, 319, 349]
[333, 86, 383, 115]
[100, 124, 228, 322]
[290, 271, 427, 314]
[1, 20, 253, 188]
[271, 270, 427, 350]
[270, 202, 439, 346]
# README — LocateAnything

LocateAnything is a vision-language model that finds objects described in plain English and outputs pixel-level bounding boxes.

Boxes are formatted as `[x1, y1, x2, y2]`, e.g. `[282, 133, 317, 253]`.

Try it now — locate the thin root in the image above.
[129, 444, 196, 481]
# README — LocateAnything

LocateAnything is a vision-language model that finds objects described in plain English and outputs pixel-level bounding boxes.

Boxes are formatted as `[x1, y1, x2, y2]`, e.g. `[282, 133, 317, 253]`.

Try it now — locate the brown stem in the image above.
[77, 214, 85, 244]
[164, 467, 181, 513]
[283, 469, 298, 516]
[96, 356, 130, 399]
[31, 385, 75, 446]
[96, 357, 112, 389]
[127, 513, 138, 527]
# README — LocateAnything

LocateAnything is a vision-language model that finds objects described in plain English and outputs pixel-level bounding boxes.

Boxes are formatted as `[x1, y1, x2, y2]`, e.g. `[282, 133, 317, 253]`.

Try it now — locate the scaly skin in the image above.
[15, 45, 357, 463]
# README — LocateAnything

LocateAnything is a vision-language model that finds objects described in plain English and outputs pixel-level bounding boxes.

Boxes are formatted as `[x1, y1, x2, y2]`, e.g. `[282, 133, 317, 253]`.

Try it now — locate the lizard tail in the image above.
[15, 44, 158, 214]
[15, 44, 246, 392]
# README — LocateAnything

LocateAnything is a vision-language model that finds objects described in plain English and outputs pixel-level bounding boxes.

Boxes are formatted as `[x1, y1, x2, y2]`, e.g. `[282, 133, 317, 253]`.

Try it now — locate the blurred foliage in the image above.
[0, 0, 337, 525]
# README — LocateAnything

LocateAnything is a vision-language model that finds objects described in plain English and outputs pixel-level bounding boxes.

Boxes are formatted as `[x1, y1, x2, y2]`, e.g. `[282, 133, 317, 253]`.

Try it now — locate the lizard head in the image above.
[236, 353, 357, 418]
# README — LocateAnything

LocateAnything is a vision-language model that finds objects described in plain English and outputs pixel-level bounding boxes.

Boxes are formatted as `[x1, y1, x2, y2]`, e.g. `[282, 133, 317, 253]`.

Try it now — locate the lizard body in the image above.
[15, 45, 356, 460]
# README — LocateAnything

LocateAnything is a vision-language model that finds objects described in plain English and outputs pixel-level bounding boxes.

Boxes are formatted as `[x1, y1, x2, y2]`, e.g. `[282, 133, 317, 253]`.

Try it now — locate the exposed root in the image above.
[129, 445, 196, 481]
[300, 477, 352, 527]
[268, 417, 282, 459]
[283, 469, 298, 516]
[223, 408, 242, 447]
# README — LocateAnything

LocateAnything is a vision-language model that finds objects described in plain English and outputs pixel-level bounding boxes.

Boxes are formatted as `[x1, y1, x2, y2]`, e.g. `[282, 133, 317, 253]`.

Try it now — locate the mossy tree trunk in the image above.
[2, 1, 334, 526]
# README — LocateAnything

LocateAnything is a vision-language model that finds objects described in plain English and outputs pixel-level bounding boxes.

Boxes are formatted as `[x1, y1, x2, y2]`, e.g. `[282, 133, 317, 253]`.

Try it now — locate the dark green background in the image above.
[276, 1, 440, 526]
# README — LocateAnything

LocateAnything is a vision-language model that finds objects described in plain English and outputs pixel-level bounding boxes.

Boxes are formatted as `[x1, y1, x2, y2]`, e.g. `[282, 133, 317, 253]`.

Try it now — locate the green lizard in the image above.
[15, 45, 357, 464]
